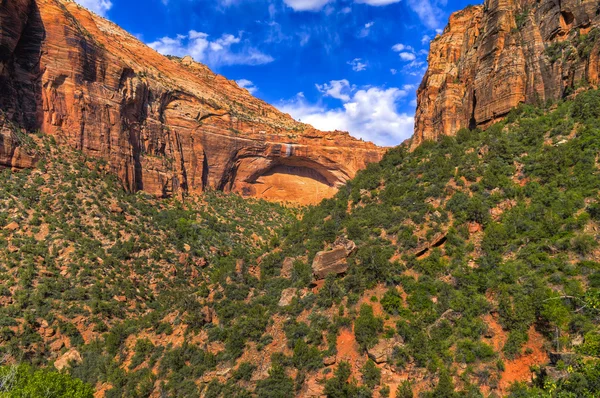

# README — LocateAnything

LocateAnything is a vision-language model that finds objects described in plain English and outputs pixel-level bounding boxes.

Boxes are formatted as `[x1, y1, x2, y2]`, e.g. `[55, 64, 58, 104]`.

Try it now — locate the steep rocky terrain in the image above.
[0, 0, 384, 205]
[414, 0, 600, 146]
[1, 0, 600, 397]
[1, 88, 599, 398]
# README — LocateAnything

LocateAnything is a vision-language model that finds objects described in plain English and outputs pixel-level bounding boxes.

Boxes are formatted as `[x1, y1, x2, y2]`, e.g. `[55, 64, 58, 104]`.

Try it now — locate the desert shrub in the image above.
[354, 305, 383, 350]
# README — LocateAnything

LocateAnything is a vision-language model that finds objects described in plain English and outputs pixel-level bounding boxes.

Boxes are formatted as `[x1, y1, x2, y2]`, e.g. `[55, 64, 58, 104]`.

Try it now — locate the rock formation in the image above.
[312, 237, 356, 280]
[278, 288, 298, 307]
[0, 0, 384, 205]
[366, 337, 403, 364]
[414, 0, 600, 146]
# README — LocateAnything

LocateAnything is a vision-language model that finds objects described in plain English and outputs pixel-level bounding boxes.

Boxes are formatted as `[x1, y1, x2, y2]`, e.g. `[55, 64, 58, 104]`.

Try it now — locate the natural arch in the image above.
[243, 159, 339, 205]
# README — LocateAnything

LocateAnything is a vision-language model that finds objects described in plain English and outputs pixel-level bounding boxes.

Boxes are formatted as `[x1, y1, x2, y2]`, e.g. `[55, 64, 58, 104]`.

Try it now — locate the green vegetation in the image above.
[0, 364, 94, 397]
[1, 88, 600, 396]
[284, 89, 600, 396]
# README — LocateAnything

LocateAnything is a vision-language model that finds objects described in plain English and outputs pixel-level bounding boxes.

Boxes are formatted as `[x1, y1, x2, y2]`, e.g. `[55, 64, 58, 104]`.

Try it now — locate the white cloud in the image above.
[348, 58, 367, 72]
[358, 21, 375, 38]
[283, 0, 332, 11]
[399, 52, 416, 61]
[421, 34, 432, 45]
[147, 31, 274, 68]
[298, 32, 311, 46]
[278, 81, 415, 146]
[316, 80, 354, 102]
[355, 0, 401, 5]
[236, 79, 258, 94]
[407, 0, 443, 29]
[390, 69, 397, 75]
[393, 43, 417, 62]
[392, 43, 413, 52]
[74, 0, 112, 17]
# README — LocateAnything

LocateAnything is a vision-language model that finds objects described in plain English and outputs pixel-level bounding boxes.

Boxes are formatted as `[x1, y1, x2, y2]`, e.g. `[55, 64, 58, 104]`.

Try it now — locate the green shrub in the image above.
[354, 305, 383, 350]
[0, 364, 94, 397]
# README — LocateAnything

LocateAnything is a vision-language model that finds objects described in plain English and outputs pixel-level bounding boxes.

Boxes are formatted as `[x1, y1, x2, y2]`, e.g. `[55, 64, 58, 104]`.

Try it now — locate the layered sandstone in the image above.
[414, 0, 600, 146]
[312, 238, 356, 280]
[0, 0, 384, 204]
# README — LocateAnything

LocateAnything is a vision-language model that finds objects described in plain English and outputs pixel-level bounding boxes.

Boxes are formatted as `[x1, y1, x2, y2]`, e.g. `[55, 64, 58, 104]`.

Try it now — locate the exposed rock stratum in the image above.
[414, 0, 600, 146]
[0, 0, 384, 204]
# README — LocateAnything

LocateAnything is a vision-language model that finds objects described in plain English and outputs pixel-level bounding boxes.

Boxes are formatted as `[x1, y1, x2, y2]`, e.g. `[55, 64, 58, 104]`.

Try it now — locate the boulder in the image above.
[572, 335, 584, 347]
[323, 356, 336, 366]
[4, 222, 19, 231]
[549, 352, 577, 366]
[281, 257, 295, 279]
[201, 306, 214, 324]
[312, 238, 356, 280]
[367, 337, 403, 364]
[54, 349, 82, 371]
[278, 288, 297, 307]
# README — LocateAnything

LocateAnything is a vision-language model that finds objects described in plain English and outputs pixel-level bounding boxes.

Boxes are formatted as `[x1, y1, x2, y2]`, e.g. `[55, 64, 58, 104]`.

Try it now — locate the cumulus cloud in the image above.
[236, 79, 258, 94]
[348, 58, 368, 72]
[74, 0, 112, 17]
[399, 52, 416, 61]
[147, 31, 273, 68]
[392, 43, 413, 52]
[316, 79, 354, 102]
[283, 0, 332, 11]
[278, 81, 415, 146]
[392, 43, 418, 62]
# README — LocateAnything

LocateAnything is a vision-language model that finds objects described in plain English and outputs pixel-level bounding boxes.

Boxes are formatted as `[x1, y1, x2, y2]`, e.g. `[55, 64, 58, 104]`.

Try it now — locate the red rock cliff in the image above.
[414, 0, 600, 147]
[0, 0, 385, 205]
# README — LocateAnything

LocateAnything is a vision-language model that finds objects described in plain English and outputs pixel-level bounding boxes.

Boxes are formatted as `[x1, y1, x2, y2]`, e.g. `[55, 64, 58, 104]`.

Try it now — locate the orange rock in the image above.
[4, 221, 19, 231]
[178, 253, 189, 265]
[312, 238, 356, 280]
[0, 0, 385, 204]
[54, 349, 82, 371]
[414, 0, 600, 147]
[280, 257, 295, 279]
[109, 202, 123, 214]
[468, 222, 482, 234]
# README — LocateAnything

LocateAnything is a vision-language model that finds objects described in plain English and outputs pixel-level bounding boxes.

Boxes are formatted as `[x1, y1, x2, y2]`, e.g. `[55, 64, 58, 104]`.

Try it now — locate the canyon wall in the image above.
[0, 0, 385, 205]
[414, 0, 600, 146]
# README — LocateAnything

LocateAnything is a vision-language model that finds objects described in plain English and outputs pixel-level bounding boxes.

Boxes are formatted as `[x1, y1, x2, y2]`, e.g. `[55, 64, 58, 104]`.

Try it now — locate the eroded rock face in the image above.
[414, 0, 600, 147]
[0, 115, 37, 169]
[0, 0, 385, 204]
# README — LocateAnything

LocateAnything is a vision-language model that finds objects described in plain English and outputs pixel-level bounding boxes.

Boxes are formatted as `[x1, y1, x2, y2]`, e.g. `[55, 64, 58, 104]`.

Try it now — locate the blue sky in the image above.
[76, 0, 477, 146]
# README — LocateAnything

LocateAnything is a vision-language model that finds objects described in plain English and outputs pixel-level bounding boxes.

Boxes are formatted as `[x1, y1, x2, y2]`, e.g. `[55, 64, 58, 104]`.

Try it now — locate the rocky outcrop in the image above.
[414, 0, 600, 147]
[312, 238, 356, 280]
[0, 0, 385, 204]
[54, 348, 82, 371]
[278, 288, 297, 307]
[280, 257, 296, 279]
[0, 114, 38, 169]
[367, 337, 403, 364]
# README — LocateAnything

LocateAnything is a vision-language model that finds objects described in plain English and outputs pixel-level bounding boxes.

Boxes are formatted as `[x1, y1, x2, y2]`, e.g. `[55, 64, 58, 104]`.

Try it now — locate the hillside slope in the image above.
[414, 0, 600, 147]
[1, 89, 599, 397]
[285, 90, 600, 396]
[0, 0, 384, 205]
